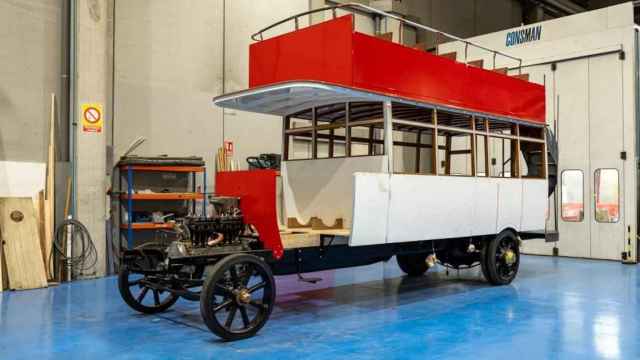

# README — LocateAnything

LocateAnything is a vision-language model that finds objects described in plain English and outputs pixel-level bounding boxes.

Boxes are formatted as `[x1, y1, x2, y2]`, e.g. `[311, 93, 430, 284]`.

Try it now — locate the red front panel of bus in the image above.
[216, 170, 284, 259]
[249, 15, 545, 124]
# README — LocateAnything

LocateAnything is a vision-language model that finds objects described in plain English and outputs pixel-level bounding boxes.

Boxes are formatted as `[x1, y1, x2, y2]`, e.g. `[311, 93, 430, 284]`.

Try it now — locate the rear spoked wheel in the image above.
[482, 231, 520, 285]
[200, 254, 275, 341]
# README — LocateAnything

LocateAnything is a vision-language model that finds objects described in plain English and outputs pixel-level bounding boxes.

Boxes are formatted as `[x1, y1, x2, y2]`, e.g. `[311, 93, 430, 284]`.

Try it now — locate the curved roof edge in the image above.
[213, 81, 546, 127]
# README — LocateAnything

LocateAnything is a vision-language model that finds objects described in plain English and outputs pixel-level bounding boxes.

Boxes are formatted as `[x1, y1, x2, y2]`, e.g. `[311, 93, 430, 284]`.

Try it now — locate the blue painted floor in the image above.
[1, 255, 638, 359]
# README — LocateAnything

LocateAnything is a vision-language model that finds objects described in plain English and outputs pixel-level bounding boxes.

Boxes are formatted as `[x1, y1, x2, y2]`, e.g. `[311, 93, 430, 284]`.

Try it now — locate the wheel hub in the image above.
[503, 249, 517, 265]
[236, 289, 251, 305]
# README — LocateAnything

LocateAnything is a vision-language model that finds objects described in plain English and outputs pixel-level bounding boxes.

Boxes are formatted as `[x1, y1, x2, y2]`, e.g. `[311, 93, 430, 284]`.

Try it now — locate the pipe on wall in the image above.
[68, 0, 77, 218]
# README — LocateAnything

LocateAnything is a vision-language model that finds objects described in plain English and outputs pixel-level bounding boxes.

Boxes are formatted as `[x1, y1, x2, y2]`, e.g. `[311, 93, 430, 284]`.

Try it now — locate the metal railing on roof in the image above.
[251, 2, 523, 73]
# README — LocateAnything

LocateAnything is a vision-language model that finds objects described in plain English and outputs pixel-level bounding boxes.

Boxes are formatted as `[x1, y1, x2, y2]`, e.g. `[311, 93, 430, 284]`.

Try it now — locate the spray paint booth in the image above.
[441, 2, 638, 262]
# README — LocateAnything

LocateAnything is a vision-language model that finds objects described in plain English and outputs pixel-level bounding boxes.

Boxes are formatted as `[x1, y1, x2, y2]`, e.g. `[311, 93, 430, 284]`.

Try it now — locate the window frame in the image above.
[282, 103, 547, 182]
[560, 169, 585, 223]
[593, 168, 620, 224]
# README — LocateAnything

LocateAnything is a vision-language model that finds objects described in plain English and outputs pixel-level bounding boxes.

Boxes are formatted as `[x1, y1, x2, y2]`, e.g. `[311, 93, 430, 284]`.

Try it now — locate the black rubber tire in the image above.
[200, 254, 276, 341]
[396, 253, 429, 276]
[118, 268, 179, 314]
[480, 243, 493, 283]
[484, 231, 520, 285]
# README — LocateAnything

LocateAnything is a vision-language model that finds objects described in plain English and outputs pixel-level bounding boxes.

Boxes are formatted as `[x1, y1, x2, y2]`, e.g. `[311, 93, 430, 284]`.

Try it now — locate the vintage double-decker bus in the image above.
[118, 3, 555, 341]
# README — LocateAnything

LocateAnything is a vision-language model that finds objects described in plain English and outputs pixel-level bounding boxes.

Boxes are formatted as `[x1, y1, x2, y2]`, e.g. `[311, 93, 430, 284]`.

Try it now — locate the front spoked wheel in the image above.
[200, 254, 276, 341]
[118, 268, 179, 314]
[483, 231, 520, 285]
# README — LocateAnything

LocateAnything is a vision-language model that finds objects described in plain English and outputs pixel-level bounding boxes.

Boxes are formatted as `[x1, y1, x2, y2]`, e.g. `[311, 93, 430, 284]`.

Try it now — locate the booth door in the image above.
[556, 58, 591, 258]
[587, 54, 625, 260]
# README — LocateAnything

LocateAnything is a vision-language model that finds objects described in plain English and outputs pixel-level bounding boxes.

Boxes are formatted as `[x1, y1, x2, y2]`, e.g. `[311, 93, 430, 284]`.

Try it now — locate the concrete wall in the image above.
[404, 0, 523, 47]
[75, 0, 113, 278]
[114, 0, 309, 174]
[0, 0, 65, 163]
[113, 0, 224, 173]
[222, 0, 309, 172]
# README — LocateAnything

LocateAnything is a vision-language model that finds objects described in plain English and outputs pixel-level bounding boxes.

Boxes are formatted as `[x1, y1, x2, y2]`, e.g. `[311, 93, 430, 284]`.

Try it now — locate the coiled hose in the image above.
[51, 219, 97, 279]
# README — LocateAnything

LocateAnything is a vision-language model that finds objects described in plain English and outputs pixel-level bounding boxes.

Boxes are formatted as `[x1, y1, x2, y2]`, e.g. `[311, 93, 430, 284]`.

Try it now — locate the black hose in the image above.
[52, 219, 98, 279]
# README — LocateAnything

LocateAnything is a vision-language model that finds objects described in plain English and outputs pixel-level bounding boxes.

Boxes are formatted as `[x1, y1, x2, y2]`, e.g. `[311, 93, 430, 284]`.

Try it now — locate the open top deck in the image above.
[214, 13, 545, 126]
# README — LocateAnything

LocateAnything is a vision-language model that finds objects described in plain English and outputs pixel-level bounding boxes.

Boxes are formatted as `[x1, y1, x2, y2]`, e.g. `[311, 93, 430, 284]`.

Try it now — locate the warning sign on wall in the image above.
[81, 103, 103, 133]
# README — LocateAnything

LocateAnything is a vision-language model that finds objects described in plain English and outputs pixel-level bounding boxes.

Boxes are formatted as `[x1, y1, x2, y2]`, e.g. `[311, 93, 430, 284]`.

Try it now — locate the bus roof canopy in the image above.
[214, 15, 546, 126]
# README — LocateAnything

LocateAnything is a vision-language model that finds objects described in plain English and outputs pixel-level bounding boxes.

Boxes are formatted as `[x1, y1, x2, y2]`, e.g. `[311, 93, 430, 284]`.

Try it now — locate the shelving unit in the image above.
[117, 160, 207, 248]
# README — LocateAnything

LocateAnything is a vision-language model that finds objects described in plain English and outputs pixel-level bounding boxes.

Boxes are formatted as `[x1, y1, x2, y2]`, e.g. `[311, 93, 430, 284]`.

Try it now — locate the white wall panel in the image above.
[350, 172, 389, 247]
[472, 178, 498, 236]
[386, 175, 474, 243]
[521, 179, 547, 231]
[496, 178, 522, 232]
[282, 156, 387, 228]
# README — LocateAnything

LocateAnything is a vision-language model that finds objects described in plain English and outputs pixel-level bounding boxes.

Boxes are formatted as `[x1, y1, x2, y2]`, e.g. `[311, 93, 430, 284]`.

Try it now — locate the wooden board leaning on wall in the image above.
[0, 197, 48, 290]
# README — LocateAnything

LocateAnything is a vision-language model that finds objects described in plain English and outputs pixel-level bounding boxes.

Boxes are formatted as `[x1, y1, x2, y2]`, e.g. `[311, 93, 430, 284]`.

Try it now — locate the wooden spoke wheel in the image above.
[482, 231, 520, 285]
[200, 254, 276, 341]
[118, 268, 179, 314]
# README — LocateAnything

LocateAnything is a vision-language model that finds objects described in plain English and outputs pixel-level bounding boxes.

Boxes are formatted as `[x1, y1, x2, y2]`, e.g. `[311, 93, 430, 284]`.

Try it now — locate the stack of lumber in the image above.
[216, 147, 238, 172]
[0, 94, 55, 291]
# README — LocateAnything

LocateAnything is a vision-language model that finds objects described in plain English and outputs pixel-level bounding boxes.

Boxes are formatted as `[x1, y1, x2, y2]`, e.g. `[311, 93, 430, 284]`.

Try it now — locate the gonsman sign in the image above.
[505, 25, 542, 47]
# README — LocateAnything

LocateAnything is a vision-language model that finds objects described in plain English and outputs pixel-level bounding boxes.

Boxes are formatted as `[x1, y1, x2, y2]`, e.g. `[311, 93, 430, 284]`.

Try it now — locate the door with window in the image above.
[556, 54, 625, 260]
[556, 58, 591, 258]
[587, 54, 624, 260]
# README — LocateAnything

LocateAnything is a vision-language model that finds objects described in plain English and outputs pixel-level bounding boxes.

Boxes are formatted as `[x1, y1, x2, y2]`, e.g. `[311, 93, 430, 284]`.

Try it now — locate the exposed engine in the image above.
[166, 196, 258, 259]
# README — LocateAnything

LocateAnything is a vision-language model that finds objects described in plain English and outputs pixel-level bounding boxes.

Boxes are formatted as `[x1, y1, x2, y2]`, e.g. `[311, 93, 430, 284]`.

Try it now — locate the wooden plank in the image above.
[415, 130, 422, 173]
[119, 192, 204, 200]
[0, 198, 48, 290]
[470, 116, 476, 177]
[511, 73, 530, 81]
[376, 32, 393, 41]
[445, 135, 452, 175]
[413, 42, 427, 51]
[492, 67, 508, 75]
[432, 111, 438, 174]
[43, 94, 55, 280]
[0, 255, 6, 291]
[467, 59, 483, 68]
[117, 165, 205, 173]
[34, 191, 47, 274]
[286, 217, 311, 228]
[439, 52, 457, 61]
[310, 217, 343, 230]
[0, 227, 5, 291]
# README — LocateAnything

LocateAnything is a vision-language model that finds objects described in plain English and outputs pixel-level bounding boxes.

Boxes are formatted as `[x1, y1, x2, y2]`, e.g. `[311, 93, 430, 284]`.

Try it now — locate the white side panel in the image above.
[282, 156, 387, 228]
[350, 173, 389, 246]
[521, 179, 548, 231]
[386, 175, 474, 243]
[496, 178, 523, 232]
[472, 179, 498, 236]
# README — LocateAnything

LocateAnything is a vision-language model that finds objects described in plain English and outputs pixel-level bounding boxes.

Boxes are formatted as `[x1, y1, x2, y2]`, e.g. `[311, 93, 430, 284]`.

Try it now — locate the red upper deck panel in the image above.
[249, 15, 545, 125]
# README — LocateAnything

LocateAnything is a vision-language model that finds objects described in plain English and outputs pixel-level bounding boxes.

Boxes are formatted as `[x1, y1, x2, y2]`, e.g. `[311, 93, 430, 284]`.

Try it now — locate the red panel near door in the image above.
[215, 170, 283, 259]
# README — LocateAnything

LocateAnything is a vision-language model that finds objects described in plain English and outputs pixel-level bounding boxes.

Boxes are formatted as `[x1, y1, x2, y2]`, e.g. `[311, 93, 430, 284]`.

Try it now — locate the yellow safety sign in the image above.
[81, 103, 103, 133]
